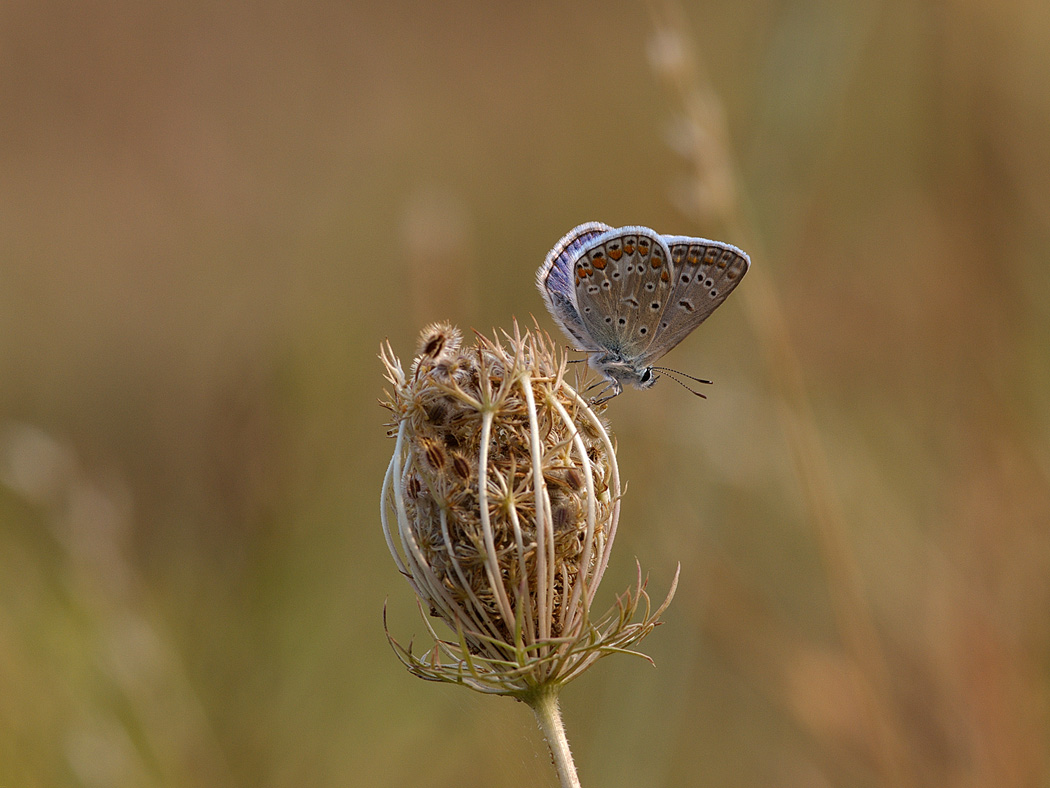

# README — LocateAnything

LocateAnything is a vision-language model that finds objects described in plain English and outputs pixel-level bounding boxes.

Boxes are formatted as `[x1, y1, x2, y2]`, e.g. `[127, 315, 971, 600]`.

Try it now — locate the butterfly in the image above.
[536, 222, 750, 399]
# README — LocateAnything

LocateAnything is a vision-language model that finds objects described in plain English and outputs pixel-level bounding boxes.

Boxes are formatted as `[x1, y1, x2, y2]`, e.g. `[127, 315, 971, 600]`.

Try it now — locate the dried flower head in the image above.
[379, 322, 676, 702]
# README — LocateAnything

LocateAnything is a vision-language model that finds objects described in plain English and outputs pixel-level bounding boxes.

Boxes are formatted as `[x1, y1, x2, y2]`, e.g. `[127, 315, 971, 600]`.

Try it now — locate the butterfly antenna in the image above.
[652, 366, 713, 386]
[655, 368, 709, 399]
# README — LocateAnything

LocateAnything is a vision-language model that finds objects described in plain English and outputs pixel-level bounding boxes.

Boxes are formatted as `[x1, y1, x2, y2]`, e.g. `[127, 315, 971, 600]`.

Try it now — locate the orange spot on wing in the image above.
[608, 247, 623, 260]
[592, 256, 607, 270]
[660, 269, 670, 282]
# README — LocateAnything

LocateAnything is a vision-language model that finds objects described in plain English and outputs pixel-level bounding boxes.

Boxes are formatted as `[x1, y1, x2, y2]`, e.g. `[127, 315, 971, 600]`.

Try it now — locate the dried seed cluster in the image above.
[380, 323, 673, 697]
[384, 323, 614, 635]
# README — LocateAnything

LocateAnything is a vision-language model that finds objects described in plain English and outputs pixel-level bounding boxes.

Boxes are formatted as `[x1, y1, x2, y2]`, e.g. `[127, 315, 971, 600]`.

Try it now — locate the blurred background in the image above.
[2, 0, 1048, 785]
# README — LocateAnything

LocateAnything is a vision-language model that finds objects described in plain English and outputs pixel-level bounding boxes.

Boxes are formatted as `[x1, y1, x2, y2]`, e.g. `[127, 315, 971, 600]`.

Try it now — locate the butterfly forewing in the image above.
[638, 237, 750, 365]
[573, 226, 676, 358]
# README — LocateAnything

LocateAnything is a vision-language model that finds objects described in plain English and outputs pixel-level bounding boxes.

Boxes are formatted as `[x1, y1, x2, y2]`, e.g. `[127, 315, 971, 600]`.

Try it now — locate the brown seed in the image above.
[418, 436, 446, 470]
[451, 453, 471, 480]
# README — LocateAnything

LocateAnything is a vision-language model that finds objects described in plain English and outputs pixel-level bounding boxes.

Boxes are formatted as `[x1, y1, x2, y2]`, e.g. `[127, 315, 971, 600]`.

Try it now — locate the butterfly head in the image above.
[591, 352, 658, 394]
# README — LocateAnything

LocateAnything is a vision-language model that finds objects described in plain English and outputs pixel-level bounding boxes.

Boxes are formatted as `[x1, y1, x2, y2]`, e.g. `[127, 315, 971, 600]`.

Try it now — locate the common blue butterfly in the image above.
[536, 222, 750, 398]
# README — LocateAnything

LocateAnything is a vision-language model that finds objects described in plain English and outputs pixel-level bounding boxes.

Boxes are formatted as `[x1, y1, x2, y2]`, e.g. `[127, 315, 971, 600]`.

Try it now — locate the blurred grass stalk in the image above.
[0, 423, 232, 787]
[645, 2, 914, 786]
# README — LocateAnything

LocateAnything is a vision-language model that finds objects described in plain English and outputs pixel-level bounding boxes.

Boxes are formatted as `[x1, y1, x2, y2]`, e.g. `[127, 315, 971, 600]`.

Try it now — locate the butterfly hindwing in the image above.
[572, 226, 675, 359]
[536, 222, 611, 351]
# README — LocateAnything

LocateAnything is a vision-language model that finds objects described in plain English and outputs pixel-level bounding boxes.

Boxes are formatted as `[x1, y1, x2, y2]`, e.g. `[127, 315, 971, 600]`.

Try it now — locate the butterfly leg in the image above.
[589, 379, 622, 406]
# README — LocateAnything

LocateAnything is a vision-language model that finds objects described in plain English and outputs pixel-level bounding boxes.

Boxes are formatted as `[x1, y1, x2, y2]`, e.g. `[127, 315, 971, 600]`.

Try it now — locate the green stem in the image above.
[528, 689, 581, 788]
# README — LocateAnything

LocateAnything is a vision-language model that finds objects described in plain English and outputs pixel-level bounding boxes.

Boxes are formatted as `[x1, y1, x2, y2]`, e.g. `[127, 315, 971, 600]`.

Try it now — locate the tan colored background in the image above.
[2, 1, 1048, 786]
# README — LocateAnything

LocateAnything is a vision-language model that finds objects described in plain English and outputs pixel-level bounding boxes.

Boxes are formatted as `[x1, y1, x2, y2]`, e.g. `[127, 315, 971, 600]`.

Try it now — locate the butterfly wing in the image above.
[539, 223, 751, 372]
[636, 235, 750, 366]
[536, 222, 612, 351]
[571, 226, 677, 359]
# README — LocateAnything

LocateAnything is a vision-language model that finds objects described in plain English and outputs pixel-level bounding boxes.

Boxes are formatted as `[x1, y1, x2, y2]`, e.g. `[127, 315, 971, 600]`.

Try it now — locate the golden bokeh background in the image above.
[2, 1, 1048, 786]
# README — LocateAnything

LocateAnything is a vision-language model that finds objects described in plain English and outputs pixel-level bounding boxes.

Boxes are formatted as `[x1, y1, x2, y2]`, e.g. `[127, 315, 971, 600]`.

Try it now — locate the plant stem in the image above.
[528, 689, 581, 788]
